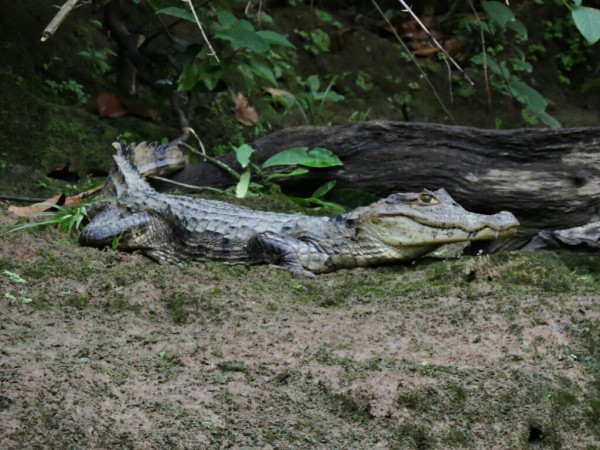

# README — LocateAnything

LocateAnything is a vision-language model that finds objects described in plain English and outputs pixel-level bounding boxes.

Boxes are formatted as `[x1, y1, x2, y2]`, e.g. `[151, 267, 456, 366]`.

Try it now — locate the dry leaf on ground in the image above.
[95, 92, 128, 118]
[8, 194, 66, 217]
[234, 92, 259, 126]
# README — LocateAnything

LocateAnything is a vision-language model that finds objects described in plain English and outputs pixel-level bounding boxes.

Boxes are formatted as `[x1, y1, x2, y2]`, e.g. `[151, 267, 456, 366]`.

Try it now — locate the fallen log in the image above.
[165, 120, 600, 248]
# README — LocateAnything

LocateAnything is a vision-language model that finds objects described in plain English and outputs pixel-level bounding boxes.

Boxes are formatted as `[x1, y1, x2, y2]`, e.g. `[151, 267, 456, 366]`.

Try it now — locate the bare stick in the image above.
[1, 195, 49, 203]
[149, 176, 223, 193]
[396, 0, 474, 86]
[179, 142, 242, 180]
[371, 0, 456, 124]
[468, 0, 491, 107]
[41, 0, 80, 42]
[184, 127, 208, 155]
[182, 0, 220, 62]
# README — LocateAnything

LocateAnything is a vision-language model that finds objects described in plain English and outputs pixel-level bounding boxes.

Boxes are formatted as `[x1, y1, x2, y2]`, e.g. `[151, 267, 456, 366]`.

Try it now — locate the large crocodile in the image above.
[79, 145, 520, 276]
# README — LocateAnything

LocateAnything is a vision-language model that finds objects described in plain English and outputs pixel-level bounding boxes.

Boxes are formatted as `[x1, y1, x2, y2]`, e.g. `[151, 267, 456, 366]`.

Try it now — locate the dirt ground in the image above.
[1, 206, 599, 450]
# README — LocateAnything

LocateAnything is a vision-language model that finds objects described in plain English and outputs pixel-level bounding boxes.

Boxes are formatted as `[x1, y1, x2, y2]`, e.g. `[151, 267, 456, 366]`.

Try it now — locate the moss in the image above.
[493, 252, 575, 293]
[391, 422, 438, 450]
[217, 360, 250, 374]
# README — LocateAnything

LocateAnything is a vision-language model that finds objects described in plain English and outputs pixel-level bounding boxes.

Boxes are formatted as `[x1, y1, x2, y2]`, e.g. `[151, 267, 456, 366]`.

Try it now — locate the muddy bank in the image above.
[1, 208, 599, 449]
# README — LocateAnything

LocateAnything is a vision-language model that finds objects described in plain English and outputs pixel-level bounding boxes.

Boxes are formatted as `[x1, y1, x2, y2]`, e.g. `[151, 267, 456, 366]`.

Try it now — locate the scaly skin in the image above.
[79, 153, 520, 277]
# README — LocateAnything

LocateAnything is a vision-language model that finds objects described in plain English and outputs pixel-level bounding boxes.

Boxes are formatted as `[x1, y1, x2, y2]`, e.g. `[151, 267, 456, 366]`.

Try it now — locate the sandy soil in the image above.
[1, 207, 599, 449]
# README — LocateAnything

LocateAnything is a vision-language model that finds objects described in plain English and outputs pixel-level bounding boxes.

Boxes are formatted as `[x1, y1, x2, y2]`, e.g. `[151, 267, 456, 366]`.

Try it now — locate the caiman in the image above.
[79, 144, 520, 277]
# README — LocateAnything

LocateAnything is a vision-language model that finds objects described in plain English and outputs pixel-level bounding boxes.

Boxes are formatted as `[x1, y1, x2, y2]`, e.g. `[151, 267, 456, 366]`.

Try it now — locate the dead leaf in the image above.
[8, 194, 66, 218]
[443, 38, 467, 57]
[234, 92, 259, 126]
[64, 185, 103, 206]
[265, 87, 293, 98]
[413, 46, 438, 57]
[95, 92, 128, 118]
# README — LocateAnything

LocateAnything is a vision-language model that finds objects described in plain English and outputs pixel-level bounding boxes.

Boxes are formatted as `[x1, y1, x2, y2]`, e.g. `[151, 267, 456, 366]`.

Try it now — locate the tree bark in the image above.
[165, 120, 600, 246]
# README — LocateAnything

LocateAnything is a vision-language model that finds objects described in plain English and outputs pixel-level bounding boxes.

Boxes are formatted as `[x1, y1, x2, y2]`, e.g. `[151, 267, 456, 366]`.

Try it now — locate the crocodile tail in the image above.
[101, 131, 190, 197]
[110, 152, 155, 197]
[117, 136, 189, 178]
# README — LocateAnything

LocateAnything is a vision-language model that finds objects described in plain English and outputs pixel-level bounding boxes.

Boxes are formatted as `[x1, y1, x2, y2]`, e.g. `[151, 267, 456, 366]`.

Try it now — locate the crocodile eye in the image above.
[419, 192, 434, 204]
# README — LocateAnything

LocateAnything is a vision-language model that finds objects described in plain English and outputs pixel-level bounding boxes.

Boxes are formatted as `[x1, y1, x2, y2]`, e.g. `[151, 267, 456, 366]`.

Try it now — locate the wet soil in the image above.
[1, 207, 599, 449]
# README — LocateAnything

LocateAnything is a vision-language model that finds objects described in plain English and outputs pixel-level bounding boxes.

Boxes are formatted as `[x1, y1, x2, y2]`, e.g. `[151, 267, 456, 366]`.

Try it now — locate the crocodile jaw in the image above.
[363, 212, 519, 248]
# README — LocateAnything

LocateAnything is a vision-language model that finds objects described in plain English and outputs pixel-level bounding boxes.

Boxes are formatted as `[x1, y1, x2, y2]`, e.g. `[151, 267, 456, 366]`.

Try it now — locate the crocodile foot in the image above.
[247, 231, 316, 278]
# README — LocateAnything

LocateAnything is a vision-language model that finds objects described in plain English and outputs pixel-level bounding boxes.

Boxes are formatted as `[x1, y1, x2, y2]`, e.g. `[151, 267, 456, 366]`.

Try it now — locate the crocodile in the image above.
[79, 145, 520, 277]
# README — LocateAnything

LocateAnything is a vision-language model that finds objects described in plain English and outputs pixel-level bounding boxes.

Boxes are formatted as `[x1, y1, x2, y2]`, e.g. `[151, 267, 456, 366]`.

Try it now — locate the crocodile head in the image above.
[347, 188, 519, 258]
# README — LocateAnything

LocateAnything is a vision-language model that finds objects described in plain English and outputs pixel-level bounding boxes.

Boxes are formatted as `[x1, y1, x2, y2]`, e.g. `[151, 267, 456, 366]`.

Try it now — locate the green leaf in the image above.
[471, 54, 511, 78]
[156, 7, 196, 22]
[198, 63, 223, 91]
[215, 21, 269, 53]
[256, 30, 296, 49]
[290, 196, 346, 212]
[508, 80, 561, 128]
[307, 75, 321, 92]
[312, 180, 336, 198]
[314, 9, 333, 23]
[507, 19, 528, 40]
[262, 147, 343, 169]
[3, 270, 27, 284]
[481, 1, 516, 31]
[530, 109, 561, 129]
[177, 60, 200, 91]
[312, 89, 345, 102]
[216, 10, 238, 29]
[145, 0, 164, 12]
[234, 144, 255, 168]
[248, 59, 277, 85]
[507, 80, 547, 112]
[511, 59, 532, 73]
[236, 169, 251, 198]
[572, 6, 600, 44]
[266, 168, 309, 180]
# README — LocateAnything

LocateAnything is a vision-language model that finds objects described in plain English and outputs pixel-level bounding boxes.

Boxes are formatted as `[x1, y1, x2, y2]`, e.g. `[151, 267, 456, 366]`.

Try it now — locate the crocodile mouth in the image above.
[375, 213, 520, 244]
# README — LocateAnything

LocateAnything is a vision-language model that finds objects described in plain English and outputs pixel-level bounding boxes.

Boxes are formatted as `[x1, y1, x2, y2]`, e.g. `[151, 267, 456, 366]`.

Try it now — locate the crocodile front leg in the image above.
[79, 206, 178, 264]
[246, 231, 321, 278]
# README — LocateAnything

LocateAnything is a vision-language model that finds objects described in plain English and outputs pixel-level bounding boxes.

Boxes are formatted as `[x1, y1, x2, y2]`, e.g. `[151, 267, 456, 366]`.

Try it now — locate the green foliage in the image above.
[44, 79, 89, 105]
[78, 48, 116, 75]
[262, 146, 343, 169]
[231, 144, 344, 211]
[295, 28, 331, 54]
[7, 199, 109, 239]
[570, 1, 600, 44]
[271, 75, 345, 125]
[355, 71, 374, 92]
[155, 7, 294, 95]
[543, 15, 593, 85]
[469, 1, 561, 128]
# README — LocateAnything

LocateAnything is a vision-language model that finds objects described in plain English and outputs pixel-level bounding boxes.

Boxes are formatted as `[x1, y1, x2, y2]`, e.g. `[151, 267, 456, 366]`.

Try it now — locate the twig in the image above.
[370, 0, 457, 124]
[41, 0, 81, 42]
[179, 142, 242, 180]
[468, 0, 491, 108]
[184, 127, 207, 155]
[144, 0, 215, 45]
[182, 0, 220, 62]
[0, 195, 49, 204]
[396, 0, 474, 86]
[148, 176, 223, 193]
